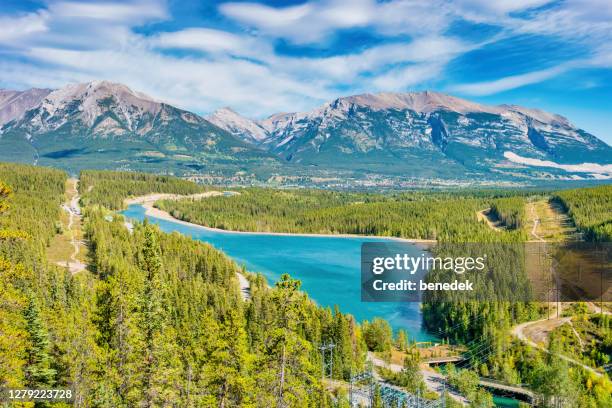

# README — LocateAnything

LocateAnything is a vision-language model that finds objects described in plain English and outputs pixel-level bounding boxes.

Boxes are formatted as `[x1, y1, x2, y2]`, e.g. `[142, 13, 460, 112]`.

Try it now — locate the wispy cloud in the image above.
[48, 0, 167, 22]
[0, 12, 48, 43]
[219, 0, 451, 44]
[0, 0, 609, 124]
[451, 65, 568, 95]
[152, 28, 273, 58]
[448, 0, 612, 96]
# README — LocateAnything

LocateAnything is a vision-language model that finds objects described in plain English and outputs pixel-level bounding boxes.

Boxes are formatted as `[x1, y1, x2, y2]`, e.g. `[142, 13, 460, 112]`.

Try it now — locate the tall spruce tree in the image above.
[23, 294, 56, 387]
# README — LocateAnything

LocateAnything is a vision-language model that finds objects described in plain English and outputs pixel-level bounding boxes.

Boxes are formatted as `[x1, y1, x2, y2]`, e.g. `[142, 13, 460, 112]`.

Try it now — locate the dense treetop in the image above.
[554, 185, 612, 241]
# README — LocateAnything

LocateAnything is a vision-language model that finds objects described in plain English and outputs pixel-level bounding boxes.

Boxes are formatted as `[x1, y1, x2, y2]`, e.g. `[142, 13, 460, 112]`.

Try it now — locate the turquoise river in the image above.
[122, 204, 433, 341]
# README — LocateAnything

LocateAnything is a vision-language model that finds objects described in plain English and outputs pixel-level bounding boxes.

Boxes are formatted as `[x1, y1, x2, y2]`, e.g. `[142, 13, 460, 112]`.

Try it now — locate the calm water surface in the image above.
[122, 204, 435, 341]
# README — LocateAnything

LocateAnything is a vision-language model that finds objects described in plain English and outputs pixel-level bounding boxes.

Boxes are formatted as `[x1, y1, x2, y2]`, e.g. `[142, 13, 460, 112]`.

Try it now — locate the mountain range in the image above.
[1, 80, 610, 185]
[0, 81, 277, 178]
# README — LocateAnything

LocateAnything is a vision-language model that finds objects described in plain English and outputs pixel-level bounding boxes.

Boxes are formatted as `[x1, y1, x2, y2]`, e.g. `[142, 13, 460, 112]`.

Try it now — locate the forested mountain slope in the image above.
[0, 164, 370, 406]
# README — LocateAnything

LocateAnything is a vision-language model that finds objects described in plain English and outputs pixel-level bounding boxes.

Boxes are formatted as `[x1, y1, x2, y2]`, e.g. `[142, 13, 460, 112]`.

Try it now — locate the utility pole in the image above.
[348, 368, 352, 407]
[319, 342, 335, 379]
[441, 383, 446, 408]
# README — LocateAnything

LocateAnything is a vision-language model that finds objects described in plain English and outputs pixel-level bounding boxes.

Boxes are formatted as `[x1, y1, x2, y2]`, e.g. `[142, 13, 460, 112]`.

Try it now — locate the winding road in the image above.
[528, 203, 545, 242]
[58, 178, 87, 274]
[511, 318, 602, 377]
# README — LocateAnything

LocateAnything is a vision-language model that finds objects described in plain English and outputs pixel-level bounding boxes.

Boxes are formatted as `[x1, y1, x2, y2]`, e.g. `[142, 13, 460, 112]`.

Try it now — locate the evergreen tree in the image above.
[137, 223, 182, 407]
[23, 294, 56, 387]
[362, 318, 393, 352]
[398, 351, 423, 393]
[206, 310, 254, 407]
[395, 329, 409, 352]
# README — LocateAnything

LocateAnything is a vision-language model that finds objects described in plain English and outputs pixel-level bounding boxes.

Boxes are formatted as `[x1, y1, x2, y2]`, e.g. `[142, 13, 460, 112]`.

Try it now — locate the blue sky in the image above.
[0, 0, 611, 143]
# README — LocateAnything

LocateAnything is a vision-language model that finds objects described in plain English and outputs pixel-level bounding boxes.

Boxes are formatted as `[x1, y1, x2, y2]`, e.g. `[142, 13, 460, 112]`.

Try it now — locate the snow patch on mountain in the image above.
[504, 151, 612, 177]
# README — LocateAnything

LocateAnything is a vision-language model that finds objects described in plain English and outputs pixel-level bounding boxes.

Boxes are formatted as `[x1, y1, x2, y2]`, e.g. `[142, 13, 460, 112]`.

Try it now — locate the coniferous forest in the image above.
[553, 185, 612, 241]
[0, 164, 372, 406]
[155, 188, 527, 242]
[0, 165, 611, 407]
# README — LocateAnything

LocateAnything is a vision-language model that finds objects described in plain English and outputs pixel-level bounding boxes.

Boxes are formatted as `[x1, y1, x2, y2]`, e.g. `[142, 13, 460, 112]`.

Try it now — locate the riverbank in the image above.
[124, 191, 224, 205]
[125, 193, 436, 245]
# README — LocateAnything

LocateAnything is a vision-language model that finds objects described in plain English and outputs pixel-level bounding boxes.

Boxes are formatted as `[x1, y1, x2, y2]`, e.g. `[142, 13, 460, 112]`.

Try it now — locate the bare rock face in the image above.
[0, 88, 51, 125]
[22, 81, 163, 136]
[206, 107, 269, 144]
[209, 91, 611, 179]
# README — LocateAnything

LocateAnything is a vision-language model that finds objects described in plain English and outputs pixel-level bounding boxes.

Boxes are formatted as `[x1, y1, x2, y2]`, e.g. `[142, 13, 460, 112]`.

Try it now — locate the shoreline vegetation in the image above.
[152, 187, 529, 243]
[129, 195, 437, 244]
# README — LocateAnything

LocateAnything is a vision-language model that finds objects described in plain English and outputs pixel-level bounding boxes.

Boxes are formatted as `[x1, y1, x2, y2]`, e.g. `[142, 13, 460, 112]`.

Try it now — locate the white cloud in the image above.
[452, 0, 552, 21]
[152, 28, 273, 58]
[451, 66, 569, 95]
[49, 0, 167, 22]
[267, 36, 469, 86]
[515, 0, 612, 39]
[0, 12, 48, 43]
[219, 0, 369, 43]
[220, 0, 451, 44]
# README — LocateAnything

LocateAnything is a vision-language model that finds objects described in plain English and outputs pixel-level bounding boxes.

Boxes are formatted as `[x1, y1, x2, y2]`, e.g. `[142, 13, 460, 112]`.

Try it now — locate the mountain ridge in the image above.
[208, 90, 610, 180]
[0, 80, 278, 176]
[216, 91, 581, 143]
[0, 88, 52, 126]
[0, 82, 610, 183]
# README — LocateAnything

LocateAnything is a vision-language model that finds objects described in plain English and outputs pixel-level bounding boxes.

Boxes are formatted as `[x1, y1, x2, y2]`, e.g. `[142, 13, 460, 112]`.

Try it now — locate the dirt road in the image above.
[58, 178, 87, 274]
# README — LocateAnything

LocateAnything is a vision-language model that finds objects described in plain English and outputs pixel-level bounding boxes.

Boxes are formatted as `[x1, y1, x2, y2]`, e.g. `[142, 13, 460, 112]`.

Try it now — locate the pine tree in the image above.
[207, 310, 254, 407]
[23, 294, 56, 387]
[395, 329, 409, 352]
[137, 224, 182, 407]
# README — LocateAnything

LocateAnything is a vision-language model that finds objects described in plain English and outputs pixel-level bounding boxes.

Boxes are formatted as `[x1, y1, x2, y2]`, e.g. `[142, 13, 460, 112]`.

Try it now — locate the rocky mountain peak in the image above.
[0, 88, 52, 126]
[206, 107, 269, 143]
[333, 91, 493, 114]
[22, 81, 164, 134]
